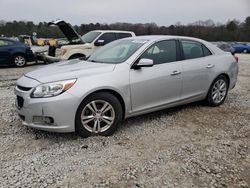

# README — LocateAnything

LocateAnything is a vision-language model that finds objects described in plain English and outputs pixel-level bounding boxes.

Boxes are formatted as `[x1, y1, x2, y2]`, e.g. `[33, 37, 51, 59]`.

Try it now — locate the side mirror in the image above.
[133, 58, 154, 69]
[94, 40, 105, 46]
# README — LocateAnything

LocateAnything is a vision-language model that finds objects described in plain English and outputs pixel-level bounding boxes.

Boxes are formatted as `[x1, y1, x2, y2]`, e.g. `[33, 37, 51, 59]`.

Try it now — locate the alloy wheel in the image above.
[81, 100, 115, 133]
[212, 79, 227, 104]
[14, 56, 26, 67]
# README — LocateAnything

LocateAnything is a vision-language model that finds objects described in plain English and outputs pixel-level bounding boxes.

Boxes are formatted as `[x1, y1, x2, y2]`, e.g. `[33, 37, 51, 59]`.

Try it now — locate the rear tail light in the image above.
[233, 55, 239, 63]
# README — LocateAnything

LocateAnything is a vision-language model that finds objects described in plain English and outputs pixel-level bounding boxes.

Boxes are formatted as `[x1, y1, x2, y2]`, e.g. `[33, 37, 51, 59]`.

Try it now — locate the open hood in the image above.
[48, 20, 84, 44]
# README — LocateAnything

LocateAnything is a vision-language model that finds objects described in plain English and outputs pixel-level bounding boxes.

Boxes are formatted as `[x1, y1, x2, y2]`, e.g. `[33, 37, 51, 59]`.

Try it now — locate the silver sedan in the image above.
[15, 36, 238, 137]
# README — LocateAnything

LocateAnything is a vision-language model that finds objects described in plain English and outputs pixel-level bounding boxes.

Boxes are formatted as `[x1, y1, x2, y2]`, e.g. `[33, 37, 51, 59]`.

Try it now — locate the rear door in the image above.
[130, 40, 183, 112]
[180, 40, 214, 99]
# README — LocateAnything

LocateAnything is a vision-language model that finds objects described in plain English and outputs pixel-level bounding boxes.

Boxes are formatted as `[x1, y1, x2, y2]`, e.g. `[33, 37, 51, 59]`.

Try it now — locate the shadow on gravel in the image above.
[20, 101, 204, 140]
[121, 101, 204, 129]
[25, 127, 79, 141]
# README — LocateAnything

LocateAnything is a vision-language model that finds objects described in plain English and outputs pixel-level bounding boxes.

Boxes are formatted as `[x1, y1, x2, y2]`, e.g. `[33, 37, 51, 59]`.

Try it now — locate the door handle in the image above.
[171, 70, 181, 76]
[206, 64, 215, 69]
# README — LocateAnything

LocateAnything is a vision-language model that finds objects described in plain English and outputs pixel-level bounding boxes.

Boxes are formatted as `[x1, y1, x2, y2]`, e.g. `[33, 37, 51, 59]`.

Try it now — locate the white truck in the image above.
[37, 20, 135, 62]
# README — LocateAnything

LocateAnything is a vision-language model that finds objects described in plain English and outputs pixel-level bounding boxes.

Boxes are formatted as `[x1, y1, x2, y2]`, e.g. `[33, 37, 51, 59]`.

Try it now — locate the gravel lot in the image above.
[0, 55, 249, 188]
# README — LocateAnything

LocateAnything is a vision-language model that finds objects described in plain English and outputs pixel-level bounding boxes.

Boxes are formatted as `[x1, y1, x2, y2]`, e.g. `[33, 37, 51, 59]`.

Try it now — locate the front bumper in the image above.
[14, 86, 80, 133]
[35, 52, 62, 63]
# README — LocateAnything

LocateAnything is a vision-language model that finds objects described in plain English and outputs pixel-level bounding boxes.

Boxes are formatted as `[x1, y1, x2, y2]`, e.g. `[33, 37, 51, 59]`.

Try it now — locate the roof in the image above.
[93, 30, 135, 34]
[0, 37, 18, 42]
[124, 35, 225, 55]
[129, 35, 207, 43]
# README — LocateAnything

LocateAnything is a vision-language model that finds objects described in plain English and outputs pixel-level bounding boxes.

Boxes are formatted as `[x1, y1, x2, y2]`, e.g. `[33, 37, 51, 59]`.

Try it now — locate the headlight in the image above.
[31, 79, 76, 98]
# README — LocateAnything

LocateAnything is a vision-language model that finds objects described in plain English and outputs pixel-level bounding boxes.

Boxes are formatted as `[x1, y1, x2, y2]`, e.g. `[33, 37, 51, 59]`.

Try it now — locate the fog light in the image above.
[44, 117, 54, 125]
[33, 116, 54, 125]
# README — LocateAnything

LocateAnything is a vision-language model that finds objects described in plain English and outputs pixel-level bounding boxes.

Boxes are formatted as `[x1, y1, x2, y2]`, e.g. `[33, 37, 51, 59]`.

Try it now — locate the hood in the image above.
[24, 60, 116, 83]
[48, 20, 84, 44]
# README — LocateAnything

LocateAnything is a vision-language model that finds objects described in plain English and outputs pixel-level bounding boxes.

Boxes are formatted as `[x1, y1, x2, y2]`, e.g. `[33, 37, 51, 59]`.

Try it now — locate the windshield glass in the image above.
[81, 31, 101, 43]
[87, 39, 148, 64]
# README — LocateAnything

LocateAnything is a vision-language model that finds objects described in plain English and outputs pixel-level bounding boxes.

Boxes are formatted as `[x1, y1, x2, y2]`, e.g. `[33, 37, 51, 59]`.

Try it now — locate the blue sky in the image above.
[0, 0, 249, 25]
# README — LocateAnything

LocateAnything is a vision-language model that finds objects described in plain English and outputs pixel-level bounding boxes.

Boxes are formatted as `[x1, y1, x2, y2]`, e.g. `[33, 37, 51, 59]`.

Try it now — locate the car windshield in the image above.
[87, 39, 148, 64]
[81, 31, 101, 43]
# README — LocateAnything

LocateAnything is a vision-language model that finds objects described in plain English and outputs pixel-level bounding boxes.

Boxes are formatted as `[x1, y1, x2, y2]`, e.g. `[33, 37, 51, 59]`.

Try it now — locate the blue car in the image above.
[233, 43, 250, 54]
[0, 37, 35, 67]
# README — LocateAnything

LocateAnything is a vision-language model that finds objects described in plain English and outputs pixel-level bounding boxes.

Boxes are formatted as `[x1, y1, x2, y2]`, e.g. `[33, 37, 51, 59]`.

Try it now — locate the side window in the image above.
[140, 40, 177, 65]
[116, 33, 132, 40]
[202, 45, 212, 56]
[97, 33, 116, 45]
[181, 41, 203, 60]
[0, 40, 9, 46]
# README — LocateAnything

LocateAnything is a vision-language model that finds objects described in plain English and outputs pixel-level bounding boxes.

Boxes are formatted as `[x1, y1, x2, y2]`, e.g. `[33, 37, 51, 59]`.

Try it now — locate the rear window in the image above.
[202, 45, 212, 56]
[181, 40, 212, 60]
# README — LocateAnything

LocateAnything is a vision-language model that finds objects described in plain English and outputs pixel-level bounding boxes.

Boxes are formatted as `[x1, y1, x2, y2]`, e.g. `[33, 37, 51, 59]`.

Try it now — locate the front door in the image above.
[0, 39, 11, 64]
[130, 40, 183, 113]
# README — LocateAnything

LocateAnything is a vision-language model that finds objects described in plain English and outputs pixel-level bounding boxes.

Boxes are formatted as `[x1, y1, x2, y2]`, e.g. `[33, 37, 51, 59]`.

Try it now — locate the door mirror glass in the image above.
[94, 40, 105, 46]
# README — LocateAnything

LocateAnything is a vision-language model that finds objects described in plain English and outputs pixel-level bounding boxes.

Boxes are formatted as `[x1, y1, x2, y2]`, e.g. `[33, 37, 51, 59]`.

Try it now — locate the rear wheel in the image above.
[207, 75, 229, 107]
[12, 54, 26, 67]
[243, 49, 248, 53]
[75, 92, 123, 138]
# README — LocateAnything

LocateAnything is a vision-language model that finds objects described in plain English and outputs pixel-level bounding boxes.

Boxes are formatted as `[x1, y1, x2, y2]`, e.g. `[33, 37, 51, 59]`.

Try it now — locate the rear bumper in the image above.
[229, 63, 239, 90]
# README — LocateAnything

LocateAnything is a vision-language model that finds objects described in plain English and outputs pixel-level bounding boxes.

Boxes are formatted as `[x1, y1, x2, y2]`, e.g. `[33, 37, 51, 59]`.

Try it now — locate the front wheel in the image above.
[206, 75, 229, 107]
[75, 92, 123, 138]
[12, 54, 26, 67]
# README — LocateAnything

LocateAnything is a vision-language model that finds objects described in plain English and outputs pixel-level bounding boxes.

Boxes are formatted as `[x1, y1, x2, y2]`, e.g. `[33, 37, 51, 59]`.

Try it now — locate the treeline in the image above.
[0, 16, 250, 41]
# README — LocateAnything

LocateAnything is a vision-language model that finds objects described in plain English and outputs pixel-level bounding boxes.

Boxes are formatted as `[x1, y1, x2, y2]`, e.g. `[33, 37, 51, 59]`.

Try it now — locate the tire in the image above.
[12, 54, 26, 67]
[69, 54, 85, 60]
[243, 49, 248, 53]
[75, 92, 123, 138]
[206, 75, 229, 107]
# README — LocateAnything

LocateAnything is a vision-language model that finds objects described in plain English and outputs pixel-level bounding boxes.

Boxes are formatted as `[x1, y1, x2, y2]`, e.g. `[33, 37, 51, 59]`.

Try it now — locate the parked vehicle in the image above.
[216, 43, 235, 53]
[233, 43, 250, 53]
[0, 37, 34, 67]
[37, 20, 135, 63]
[15, 36, 238, 137]
[18, 35, 34, 46]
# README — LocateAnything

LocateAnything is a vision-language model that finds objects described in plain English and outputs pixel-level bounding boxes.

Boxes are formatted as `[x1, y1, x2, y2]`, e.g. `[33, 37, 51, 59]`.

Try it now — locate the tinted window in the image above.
[116, 33, 132, 39]
[181, 41, 203, 59]
[140, 40, 177, 65]
[202, 45, 212, 56]
[97, 33, 116, 45]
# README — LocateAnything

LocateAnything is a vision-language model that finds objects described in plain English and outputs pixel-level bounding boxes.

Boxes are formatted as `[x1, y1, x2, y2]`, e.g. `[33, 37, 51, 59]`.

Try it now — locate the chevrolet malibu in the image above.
[15, 36, 238, 137]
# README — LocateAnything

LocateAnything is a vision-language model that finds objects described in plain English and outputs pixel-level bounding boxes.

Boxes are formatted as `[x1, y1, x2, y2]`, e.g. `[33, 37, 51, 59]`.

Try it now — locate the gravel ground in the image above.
[0, 55, 249, 188]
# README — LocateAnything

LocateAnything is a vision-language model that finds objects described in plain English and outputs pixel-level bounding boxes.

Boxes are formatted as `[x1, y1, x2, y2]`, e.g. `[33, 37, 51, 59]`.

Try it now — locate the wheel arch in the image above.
[76, 88, 126, 119]
[12, 52, 27, 59]
[68, 53, 86, 60]
[207, 73, 230, 97]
